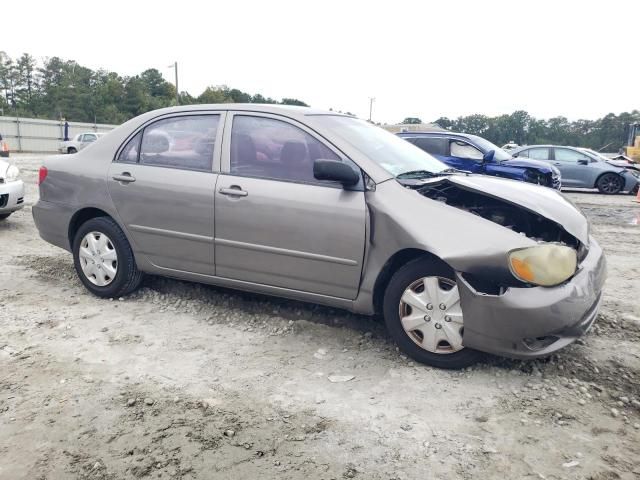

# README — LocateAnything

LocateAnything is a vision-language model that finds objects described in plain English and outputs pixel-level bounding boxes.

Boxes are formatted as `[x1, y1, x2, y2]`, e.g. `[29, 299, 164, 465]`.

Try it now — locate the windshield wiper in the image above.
[396, 169, 458, 179]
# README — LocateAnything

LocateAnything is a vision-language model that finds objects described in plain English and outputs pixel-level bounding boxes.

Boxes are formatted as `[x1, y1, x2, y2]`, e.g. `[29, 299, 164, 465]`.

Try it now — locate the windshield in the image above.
[312, 116, 449, 177]
[468, 135, 512, 161]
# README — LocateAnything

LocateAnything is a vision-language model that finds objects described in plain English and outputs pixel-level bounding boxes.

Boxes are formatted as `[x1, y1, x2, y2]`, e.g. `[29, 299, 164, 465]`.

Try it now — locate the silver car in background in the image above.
[512, 144, 639, 194]
[33, 105, 606, 369]
[0, 158, 24, 220]
[59, 132, 105, 154]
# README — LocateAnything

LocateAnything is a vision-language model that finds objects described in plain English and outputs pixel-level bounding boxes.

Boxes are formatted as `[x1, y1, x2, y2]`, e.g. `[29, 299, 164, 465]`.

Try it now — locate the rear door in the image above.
[108, 113, 224, 275]
[213, 112, 366, 299]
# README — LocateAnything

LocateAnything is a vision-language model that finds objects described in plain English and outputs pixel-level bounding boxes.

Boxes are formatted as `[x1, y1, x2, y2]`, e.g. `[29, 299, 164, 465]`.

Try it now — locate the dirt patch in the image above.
[1, 154, 640, 480]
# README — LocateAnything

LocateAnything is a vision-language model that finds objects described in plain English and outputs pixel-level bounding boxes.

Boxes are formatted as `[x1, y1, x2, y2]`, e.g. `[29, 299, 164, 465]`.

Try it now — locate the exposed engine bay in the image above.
[414, 180, 580, 249]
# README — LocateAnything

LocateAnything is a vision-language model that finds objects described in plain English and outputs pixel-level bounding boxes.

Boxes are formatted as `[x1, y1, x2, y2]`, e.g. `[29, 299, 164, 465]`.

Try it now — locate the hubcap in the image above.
[399, 276, 464, 354]
[601, 175, 621, 193]
[78, 231, 118, 286]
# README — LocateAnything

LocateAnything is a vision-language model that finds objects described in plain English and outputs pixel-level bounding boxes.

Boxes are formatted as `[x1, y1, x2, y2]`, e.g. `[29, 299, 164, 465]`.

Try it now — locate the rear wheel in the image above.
[72, 217, 143, 298]
[0, 213, 11, 221]
[383, 257, 483, 369]
[596, 173, 623, 194]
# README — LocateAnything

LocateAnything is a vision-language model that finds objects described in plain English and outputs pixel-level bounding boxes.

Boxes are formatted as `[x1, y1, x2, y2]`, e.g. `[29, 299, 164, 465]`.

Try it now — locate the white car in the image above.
[58, 132, 105, 154]
[0, 159, 24, 220]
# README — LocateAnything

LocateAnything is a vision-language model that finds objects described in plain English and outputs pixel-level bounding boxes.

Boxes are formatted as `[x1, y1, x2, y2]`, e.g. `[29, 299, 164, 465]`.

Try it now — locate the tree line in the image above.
[430, 110, 640, 152]
[1, 52, 636, 151]
[0, 52, 308, 125]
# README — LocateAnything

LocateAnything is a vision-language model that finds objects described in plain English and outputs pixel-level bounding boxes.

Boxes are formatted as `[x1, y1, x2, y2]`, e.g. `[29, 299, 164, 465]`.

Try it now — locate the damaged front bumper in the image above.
[457, 237, 606, 359]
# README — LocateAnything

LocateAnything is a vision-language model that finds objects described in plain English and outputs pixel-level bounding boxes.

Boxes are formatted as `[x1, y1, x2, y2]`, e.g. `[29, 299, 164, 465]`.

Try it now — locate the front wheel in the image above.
[596, 173, 623, 194]
[383, 257, 483, 369]
[68, 147, 77, 154]
[0, 213, 11, 221]
[72, 216, 143, 298]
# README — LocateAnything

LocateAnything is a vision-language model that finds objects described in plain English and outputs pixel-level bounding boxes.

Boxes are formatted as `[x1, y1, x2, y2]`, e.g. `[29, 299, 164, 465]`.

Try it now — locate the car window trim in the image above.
[220, 111, 364, 190]
[113, 111, 227, 173]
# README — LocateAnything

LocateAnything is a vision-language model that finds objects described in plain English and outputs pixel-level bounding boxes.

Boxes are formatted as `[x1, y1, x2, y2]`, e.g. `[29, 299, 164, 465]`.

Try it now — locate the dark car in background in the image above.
[511, 145, 639, 195]
[398, 131, 561, 189]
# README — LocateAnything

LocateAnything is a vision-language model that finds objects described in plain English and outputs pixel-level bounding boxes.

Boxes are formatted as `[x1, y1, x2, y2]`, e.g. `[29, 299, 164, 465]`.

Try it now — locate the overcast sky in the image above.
[4, 0, 639, 124]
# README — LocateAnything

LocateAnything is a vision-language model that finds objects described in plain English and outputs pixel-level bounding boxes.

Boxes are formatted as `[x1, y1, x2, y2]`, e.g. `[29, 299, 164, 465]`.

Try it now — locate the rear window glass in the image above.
[412, 137, 448, 156]
[139, 115, 219, 171]
[118, 132, 142, 163]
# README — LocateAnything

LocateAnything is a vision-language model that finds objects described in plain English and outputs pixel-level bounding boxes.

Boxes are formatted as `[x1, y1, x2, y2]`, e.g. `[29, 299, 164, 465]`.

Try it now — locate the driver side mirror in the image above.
[578, 159, 589, 165]
[483, 150, 495, 162]
[313, 159, 360, 187]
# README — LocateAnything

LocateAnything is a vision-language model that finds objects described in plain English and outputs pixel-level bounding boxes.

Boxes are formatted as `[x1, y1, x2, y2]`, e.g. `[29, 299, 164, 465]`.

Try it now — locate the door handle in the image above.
[553, 162, 562, 166]
[112, 172, 136, 183]
[219, 186, 248, 197]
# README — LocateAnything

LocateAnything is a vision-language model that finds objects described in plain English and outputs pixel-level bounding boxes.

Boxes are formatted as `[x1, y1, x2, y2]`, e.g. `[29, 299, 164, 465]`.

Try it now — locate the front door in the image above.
[442, 138, 485, 173]
[214, 113, 366, 299]
[552, 147, 594, 187]
[108, 113, 223, 275]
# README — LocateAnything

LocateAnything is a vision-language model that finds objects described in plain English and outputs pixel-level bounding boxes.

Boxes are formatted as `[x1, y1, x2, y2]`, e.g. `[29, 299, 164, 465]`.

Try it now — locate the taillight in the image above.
[38, 166, 48, 185]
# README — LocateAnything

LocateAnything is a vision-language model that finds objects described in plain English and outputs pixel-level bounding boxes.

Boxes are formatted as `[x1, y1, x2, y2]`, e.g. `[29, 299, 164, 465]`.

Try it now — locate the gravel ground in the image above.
[1, 154, 640, 480]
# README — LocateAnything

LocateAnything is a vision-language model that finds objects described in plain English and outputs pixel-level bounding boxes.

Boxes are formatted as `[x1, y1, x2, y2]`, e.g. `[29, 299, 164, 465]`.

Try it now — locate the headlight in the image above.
[509, 244, 577, 286]
[6, 164, 20, 182]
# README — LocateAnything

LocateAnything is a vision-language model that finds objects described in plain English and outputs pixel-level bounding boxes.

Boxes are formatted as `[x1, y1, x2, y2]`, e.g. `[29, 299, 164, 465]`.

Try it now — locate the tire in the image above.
[68, 147, 77, 154]
[596, 173, 623, 194]
[383, 257, 483, 369]
[629, 183, 639, 196]
[0, 213, 11, 221]
[72, 216, 143, 298]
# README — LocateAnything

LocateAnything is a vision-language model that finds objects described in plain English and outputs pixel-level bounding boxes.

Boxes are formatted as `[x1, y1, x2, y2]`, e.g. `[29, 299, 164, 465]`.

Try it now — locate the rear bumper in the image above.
[458, 236, 606, 359]
[32, 199, 74, 251]
[0, 180, 25, 213]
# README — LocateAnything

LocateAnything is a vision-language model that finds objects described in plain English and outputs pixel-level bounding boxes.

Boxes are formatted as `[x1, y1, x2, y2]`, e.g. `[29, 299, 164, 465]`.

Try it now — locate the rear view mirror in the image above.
[483, 150, 495, 162]
[313, 159, 360, 186]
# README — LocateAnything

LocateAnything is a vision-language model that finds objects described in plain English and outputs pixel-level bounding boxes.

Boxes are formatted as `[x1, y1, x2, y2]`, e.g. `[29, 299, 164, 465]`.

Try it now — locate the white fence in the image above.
[0, 116, 118, 153]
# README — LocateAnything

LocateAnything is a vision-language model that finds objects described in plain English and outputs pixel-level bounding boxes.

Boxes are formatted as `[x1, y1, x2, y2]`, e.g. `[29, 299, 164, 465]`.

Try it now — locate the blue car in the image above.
[397, 131, 561, 189]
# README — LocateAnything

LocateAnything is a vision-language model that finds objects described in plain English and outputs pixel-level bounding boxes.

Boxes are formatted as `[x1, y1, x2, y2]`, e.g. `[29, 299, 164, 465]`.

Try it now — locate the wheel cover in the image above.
[398, 276, 464, 354]
[600, 175, 622, 193]
[78, 231, 118, 286]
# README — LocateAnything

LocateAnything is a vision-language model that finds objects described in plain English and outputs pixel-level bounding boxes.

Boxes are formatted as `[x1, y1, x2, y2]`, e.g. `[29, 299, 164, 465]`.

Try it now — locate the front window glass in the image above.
[450, 140, 484, 161]
[467, 135, 512, 161]
[312, 116, 448, 177]
[230, 115, 341, 183]
[555, 148, 589, 162]
[84, 134, 97, 142]
[139, 115, 219, 171]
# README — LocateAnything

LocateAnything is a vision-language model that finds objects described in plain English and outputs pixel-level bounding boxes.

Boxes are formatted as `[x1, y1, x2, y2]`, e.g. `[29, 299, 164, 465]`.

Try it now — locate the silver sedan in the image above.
[512, 145, 639, 194]
[32, 105, 606, 369]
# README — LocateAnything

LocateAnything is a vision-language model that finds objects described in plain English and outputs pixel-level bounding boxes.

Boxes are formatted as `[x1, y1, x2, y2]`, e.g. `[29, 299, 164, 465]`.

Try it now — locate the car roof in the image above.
[397, 130, 474, 140]
[133, 103, 352, 120]
[514, 145, 577, 149]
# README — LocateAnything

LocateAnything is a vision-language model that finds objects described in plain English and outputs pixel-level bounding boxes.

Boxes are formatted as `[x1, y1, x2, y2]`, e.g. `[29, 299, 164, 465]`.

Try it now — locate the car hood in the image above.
[607, 159, 640, 172]
[501, 157, 557, 174]
[445, 174, 589, 244]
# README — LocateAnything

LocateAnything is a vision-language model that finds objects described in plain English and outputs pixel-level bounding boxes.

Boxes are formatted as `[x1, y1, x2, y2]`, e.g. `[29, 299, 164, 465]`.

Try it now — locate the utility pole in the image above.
[369, 97, 375, 122]
[169, 61, 179, 105]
